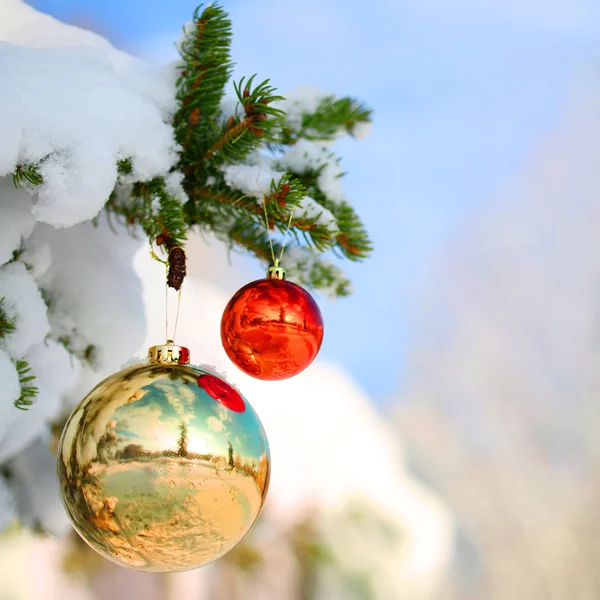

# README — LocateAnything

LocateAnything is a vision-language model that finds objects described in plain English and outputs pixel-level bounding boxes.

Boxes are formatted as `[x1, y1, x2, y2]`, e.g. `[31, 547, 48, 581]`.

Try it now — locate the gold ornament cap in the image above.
[148, 340, 190, 364]
[266, 259, 286, 281]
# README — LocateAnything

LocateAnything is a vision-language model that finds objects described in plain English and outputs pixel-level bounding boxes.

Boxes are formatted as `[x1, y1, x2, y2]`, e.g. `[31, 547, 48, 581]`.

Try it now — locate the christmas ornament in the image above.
[57, 341, 270, 573]
[221, 262, 324, 380]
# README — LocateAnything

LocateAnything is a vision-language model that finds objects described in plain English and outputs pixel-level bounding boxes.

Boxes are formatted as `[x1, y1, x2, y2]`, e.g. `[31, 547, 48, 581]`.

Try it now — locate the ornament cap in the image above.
[148, 340, 190, 365]
[266, 259, 286, 281]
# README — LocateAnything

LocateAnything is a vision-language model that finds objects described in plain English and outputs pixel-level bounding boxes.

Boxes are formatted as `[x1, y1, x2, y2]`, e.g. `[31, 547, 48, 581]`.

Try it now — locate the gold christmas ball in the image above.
[57, 341, 270, 573]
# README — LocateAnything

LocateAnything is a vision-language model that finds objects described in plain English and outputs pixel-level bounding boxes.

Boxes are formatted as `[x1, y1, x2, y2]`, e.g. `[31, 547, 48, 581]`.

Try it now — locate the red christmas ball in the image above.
[220, 277, 324, 380]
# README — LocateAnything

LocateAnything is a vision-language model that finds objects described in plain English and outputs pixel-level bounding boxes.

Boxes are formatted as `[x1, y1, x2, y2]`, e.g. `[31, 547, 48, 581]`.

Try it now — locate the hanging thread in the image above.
[255, 157, 295, 268]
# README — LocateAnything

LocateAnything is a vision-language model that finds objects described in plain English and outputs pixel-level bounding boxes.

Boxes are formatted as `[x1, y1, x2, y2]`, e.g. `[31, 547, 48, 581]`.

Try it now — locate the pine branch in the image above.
[284, 248, 353, 297]
[223, 219, 351, 296]
[185, 75, 285, 173]
[280, 167, 372, 260]
[12, 163, 43, 187]
[0, 298, 16, 339]
[106, 178, 188, 248]
[295, 96, 372, 142]
[77, 3, 373, 298]
[14, 359, 38, 411]
[56, 335, 99, 370]
[174, 4, 233, 159]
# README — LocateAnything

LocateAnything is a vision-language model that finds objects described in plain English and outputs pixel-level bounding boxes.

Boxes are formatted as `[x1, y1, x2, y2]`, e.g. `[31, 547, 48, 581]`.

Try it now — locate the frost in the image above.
[0, 178, 35, 266]
[0, 262, 50, 359]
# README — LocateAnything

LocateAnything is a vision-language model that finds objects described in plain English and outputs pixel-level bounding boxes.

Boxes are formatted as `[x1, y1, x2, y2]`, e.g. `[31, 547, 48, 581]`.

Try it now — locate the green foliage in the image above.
[173, 3, 233, 163]
[279, 95, 373, 143]
[0, 298, 16, 339]
[106, 177, 188, 249]
[222, 537, 264, 572]
[56, 335, 98, 369]
[14, 359, 38, 411]
[290, 517, 334, 600]
[284, 165, 372, 260]
[186, 75, 285, 171]
[0, 301, 40, 411]
[116, 157, 133, 175]
[286, 253, 353, 297]
[12, 3, 372, 297]
[12, 163, 43, 187]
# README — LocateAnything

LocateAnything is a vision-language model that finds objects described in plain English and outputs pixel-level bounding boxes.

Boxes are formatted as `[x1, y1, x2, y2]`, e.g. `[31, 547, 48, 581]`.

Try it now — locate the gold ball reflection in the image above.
[57, 361, 270, 573]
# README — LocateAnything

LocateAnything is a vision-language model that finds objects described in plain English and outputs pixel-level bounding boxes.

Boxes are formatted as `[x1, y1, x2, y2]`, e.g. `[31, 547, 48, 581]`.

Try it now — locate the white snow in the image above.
[278, 139, 345, 203]
[8, 438, 72, 537]
[0, 0, 180, 228]
[351, 119, 372, 139]
[0, 340, 78, 465]
[0, 476, 16, 532]
[274, 85, 331, 132]
[0, 3, 179, 517]
[175, 20, 197, 56]
[317, 161, 344, 203]
[278, 138, 329, 172]
[0, 179, 36, 266]
[0, 262, 50, 360]
[20, 240, 52, 279]
[164, 171, 189, 205]
[32, 218, 147, 403]
[296, 195, 337, 228]
[0, 0, 137, 68]
[220, 163, 286, 200]
[284, 245, 350, 298]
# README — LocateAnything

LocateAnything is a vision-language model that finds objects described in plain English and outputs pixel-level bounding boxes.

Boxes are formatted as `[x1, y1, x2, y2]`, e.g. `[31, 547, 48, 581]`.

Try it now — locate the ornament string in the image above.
[165, 274, 168, 341]
[256, 156, 295, 267]
[164, 273, 183, 344]
[173, 287, 182, 342]
[152, 239, 183, 345]
[261, 192, 296, 267]
[278, 206, 296, 264]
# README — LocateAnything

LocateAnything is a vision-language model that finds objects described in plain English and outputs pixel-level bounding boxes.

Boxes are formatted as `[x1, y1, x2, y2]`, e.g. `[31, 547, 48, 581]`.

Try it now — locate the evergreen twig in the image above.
[12, 163, 43, 187]
[0, 298, 16, 339]
[77, 3, 372, 297]
[14, 359, 38, 411]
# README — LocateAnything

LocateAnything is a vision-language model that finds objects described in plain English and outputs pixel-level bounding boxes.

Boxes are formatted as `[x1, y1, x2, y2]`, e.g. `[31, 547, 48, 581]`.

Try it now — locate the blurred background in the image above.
[3, 0, 600, 598]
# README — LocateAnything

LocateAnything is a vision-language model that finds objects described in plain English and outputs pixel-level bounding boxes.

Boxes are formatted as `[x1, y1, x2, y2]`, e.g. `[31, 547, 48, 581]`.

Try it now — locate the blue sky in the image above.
[29, 0, 600, 403]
